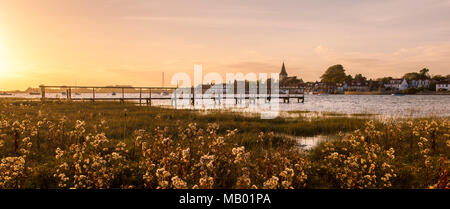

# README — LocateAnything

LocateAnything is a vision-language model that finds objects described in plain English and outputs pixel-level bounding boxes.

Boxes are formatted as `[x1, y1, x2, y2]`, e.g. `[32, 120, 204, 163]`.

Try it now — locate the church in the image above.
[279, 62, 304, 90]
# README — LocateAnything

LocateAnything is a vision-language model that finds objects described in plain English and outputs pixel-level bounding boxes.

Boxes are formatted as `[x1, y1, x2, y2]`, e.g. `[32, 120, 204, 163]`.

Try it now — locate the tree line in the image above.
[320, 64, 449, 84]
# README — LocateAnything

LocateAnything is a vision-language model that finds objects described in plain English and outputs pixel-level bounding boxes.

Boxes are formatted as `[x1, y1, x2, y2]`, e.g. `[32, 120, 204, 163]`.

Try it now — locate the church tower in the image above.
[280, 62, 288, 81]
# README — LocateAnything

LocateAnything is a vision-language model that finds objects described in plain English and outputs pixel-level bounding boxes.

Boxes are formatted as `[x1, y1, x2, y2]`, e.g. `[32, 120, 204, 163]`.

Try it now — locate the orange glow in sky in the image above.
[1, 0, 450, 90]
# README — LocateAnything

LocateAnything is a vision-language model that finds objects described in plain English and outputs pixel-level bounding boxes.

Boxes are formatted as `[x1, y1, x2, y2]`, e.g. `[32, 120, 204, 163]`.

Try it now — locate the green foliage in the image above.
[432, 75, 446, 82]
[354, 74, 367, 83]
[321, 64, 347, 83]
[402, 88, 419, 94]
[403, 68, 431, 80]
[377, 77, 393, 83]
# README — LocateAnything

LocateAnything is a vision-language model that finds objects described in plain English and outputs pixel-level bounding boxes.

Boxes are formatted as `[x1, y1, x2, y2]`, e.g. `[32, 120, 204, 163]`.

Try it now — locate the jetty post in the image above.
[191, 86, 195, 106]
[139, 88, 142, 105]
[40, 85, 46, 102]
[92, 88, 95, 102]
[67, 88, 72, 101]
[148, 88, 152, 106]
[121, 87, 124, 104]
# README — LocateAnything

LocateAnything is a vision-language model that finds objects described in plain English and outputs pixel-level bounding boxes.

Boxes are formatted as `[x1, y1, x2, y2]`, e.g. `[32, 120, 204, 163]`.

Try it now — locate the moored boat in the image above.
[392, 93, 405, 96]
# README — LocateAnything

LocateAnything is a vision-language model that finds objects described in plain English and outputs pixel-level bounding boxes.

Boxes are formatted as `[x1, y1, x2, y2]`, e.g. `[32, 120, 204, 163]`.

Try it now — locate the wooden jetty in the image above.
[39, 85, 176, 106]
[39, 85, 304, 106]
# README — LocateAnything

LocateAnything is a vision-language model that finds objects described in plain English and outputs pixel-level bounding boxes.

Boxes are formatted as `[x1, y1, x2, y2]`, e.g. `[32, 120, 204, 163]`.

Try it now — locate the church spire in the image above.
[279, 62, 288, 81]
[280, 62, 287, 76]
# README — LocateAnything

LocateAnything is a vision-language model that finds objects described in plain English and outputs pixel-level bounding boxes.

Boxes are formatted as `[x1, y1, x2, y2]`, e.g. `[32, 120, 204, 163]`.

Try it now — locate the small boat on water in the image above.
[392, 93, 405, 96]
[112, 92, 117, 96]
[0, 92, 12, 96]
[161, 91, 169, 96]
[29, 92, 41, 95]
[61, 92, 67, 95]
[75, 93, 81, 96]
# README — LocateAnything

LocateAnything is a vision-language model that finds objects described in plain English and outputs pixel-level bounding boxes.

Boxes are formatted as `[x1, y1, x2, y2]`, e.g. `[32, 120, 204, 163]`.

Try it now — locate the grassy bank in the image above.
[2, 100, 370, 141]
[0, 99, 448, 189]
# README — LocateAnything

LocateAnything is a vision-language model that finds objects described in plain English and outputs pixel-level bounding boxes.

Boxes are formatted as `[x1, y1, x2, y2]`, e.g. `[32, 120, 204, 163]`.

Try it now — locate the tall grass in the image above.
[0, 100, 448, 189]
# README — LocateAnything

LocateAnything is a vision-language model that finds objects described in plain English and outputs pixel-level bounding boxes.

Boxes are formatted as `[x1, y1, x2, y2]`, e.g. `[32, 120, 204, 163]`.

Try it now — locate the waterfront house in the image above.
[399, 79, 409, 91]
[384, 79, 403, 90]
[347, 81, 370, 92]
[436, 81, 449, 92]
[303, 82, 319, 94]
[335, 83, 347, 93]
[278, 62, 304, 93]
[410, 79, 431, 88]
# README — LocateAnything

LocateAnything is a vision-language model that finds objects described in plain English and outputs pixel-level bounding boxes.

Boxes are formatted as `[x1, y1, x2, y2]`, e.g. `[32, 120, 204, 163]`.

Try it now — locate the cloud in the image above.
[121, 15, 311, 30]
[314, 45, 335, 55]
[224, 61, 279, 73]
[314, 42, 450, 78]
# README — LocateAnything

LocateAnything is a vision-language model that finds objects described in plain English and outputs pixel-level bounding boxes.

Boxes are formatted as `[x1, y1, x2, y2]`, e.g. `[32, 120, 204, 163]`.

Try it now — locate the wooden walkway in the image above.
[39, 85, 304, 106]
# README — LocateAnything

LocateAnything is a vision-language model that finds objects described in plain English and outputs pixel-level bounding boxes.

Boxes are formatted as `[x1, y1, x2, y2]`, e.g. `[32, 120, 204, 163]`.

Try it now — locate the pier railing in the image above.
[39, 85, 177, 106]
[39, 85, 304, 106]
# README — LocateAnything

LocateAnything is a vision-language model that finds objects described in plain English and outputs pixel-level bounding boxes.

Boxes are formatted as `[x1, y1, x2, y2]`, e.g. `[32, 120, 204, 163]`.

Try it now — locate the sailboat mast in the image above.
[162, 72, 165, 87]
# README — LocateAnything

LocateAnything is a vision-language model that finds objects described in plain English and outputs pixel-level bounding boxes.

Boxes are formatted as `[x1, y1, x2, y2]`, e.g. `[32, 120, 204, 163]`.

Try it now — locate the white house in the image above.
[384, 79, 403, 90]
[410, 79, 431, 88]
[399, 79, 409, 91]
[436, 82, 449, 92]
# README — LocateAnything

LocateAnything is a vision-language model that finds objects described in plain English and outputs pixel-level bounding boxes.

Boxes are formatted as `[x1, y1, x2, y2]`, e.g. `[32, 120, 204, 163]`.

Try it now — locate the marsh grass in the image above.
[3, 100, 370, 138]
[0, 99, 448, 189]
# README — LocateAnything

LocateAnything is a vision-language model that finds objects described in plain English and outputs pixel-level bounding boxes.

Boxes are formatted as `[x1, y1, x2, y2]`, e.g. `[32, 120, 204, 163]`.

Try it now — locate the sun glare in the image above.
[0, 47, 6, 75]
[0, 35, 9, 76]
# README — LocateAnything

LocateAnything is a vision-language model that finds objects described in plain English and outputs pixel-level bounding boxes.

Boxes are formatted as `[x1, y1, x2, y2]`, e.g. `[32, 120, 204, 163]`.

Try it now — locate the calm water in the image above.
[282, 94, 450, 118]
[278, 134, 336, 150]
[1, 93, 449, 117]
[3, 93, 447, 149]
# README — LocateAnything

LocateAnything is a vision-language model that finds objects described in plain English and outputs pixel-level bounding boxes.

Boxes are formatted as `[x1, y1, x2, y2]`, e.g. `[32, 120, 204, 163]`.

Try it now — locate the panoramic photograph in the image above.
[0, 0, 449, 206]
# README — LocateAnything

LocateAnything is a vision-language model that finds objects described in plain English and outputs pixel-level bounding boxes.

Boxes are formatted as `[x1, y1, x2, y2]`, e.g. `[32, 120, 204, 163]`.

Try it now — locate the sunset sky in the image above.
[1, 0, 450, 90]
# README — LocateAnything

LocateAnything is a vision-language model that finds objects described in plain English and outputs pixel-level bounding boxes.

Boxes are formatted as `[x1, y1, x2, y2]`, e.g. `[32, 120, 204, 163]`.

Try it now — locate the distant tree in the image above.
[377, 77, 393, 83]
[354, 74, 367, 83]
[432, 75, 446, 81]
[320, 64, 347, 83]
[403, 72, 420, 81]
[343, 75, 353, 83]
[419, 68, 430, 79]
[429, 81, 436, 91]
[403, 68, 431, 80]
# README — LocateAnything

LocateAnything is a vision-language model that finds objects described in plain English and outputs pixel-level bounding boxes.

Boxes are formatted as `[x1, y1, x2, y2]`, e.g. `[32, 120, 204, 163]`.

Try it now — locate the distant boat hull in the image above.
[345, 91, 380, 95]
[29, 92, 41, 95]
[392, 93, 405, 96]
